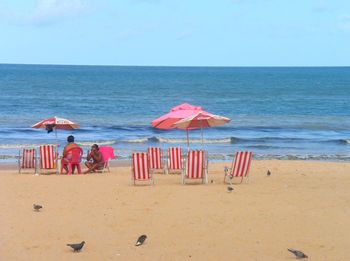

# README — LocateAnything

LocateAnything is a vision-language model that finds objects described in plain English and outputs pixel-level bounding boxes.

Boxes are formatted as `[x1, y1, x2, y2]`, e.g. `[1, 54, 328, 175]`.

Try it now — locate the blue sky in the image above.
[0, 0, 349, 66]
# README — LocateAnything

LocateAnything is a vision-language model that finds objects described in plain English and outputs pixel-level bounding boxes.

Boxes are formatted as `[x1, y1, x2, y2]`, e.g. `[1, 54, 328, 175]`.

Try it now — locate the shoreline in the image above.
[2, 158, 350, 172]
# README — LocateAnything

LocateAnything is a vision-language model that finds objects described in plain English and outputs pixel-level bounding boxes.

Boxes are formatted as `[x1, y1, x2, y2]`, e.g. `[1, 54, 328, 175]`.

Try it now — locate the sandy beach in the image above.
[1, 160, 350, 260]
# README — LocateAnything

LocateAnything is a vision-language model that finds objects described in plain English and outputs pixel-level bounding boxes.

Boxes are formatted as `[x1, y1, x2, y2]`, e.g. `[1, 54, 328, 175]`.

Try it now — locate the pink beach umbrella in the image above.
[173, 111, 231, 145]
[151, 103, 205, 147]
[173, 111, 230, 129]
[151, 103, 203, 130]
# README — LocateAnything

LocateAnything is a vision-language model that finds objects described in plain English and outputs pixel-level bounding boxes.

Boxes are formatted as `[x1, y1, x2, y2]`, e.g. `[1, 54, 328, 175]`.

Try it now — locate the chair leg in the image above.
[68, 164, 72, 175]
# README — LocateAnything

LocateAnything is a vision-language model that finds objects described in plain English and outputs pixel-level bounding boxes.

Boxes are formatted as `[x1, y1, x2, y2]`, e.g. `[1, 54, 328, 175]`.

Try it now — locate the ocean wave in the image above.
[339, 139, 350, 144]
[0, 144, 41, 149]
[123, 136, 233, 144]
[77, 140, 116, 147]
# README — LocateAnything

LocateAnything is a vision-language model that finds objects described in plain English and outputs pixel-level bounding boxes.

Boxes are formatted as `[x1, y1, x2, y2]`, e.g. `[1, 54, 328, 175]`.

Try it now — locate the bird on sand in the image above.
[67, 241, 85, 252]
[267, 170, 271, 176]
[135, 235, 147, 246]
[227, 186, 234, 193]
[288, 248, 308, 258]
[33, 204, 42, 211]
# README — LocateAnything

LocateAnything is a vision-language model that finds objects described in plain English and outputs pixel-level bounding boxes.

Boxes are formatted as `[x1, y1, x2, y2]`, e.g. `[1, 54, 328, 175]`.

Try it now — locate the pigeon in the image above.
[33, 204, 43, 211]
[135, 235, 147, 246]
[267, 170, 271, 176]
[227, 186, 234, 193]
[288, 248, 308, 259]
[67, 241, 85, 252]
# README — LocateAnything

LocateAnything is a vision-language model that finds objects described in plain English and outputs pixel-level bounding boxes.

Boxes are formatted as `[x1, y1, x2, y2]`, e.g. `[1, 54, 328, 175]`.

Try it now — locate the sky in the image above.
[0, 0, 350, 66]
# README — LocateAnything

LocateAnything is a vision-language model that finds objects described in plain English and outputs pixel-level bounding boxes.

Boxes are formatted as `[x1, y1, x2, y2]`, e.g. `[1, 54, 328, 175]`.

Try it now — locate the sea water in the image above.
[0, 64, 349, 162]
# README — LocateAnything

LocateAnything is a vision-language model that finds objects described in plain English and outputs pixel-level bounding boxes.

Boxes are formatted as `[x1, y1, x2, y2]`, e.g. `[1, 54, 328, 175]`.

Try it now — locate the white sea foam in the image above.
[0, 144, 40, 149]
[77, 140, 116, 146]
[124, 137, 233, 144]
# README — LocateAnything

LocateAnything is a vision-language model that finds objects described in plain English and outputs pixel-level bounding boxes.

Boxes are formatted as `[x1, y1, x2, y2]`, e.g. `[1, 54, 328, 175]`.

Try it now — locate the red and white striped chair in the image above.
[39, 145, 58, 174]
[166, 147, 183, 174]
[147, 147, 164, 174]
[182, 150, 208, 184]
[224, 151, 253, 184]
[18, 148, 37, 174]
[131, 152, 153, 185]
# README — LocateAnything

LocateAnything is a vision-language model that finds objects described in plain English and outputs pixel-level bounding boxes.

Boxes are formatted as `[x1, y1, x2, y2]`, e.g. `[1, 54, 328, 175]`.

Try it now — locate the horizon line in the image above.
[1, 62, 350, 68]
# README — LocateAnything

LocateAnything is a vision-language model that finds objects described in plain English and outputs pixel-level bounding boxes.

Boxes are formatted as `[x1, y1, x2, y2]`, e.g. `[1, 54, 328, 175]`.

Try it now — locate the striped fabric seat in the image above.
[224, 151, 253, 184]
[182, 150, 208, 184]
[147, 147, 163, 172]
[167, 147, 183, 173]
[39, 145, 57, 172]
[131, 152, 153, 185]
[18, 148, 36, 173]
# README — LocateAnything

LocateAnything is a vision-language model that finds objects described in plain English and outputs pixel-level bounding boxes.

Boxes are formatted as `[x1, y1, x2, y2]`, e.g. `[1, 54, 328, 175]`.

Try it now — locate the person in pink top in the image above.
[84, 144, 104, 173]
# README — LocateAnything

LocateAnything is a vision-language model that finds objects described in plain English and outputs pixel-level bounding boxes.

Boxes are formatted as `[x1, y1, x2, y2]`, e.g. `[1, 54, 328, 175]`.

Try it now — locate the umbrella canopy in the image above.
[151, 103, 203, 130]
[173, 111, 231, 129]
[31, 116, 80, 130]
[174, 111, 230, 147]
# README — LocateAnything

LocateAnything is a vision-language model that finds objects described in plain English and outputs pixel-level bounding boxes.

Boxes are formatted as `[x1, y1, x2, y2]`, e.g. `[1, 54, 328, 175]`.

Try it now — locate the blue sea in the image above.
[0, 64, 349, 162]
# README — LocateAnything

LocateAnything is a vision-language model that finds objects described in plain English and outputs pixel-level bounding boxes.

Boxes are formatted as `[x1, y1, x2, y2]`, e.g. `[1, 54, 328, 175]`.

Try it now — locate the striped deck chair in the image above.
[39, 145, 58, 174]
[182, 150, 208, 184]
[131, 152, 153, 185]
[224, 151, 253, 184]
[166, 147, 183, 174]
[148, 147, 164, 174]
[18, 148, 37, 174]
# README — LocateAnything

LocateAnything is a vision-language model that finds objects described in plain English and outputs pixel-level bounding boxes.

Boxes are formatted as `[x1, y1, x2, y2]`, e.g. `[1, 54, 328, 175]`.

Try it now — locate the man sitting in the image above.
[61, 135, 82, 174]
[84, 144, 105, 174]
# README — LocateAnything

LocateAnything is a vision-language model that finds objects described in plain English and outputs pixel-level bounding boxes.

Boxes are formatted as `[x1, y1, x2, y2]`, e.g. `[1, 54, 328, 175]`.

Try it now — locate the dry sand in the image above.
[1, 160, 350, 261]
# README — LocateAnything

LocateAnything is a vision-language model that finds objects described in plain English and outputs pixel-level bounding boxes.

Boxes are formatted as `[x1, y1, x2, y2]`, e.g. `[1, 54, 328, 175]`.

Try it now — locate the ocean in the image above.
[0, 64, 349, 162]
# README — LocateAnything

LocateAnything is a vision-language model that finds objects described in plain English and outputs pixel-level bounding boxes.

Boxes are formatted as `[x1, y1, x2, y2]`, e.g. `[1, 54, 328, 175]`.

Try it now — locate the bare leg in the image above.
[84, 162, 94, 174]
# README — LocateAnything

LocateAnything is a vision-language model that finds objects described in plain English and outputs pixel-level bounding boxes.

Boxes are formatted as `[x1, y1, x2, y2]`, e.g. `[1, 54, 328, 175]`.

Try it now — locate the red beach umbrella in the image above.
[32, 116, 80, 142]
[31, 116, 80, 130]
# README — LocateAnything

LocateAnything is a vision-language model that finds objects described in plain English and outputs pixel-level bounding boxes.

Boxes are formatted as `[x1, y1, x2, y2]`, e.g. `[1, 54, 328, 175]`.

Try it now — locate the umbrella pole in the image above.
[54, 127, 59, 174]
[186, 129, 190, 152]
[201, 127, 203, 150]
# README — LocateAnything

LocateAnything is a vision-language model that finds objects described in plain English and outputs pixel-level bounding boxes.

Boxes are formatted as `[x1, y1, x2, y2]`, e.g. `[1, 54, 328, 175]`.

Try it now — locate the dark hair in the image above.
[67, 135, 75, 143]
[92, 144, 99, 150]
